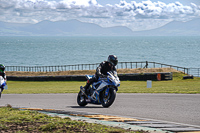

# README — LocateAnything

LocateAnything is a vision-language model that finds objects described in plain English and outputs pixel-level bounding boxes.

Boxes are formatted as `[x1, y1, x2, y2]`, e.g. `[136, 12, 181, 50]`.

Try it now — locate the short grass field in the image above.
[0, 106, 141, 133]
[3, 73, 200, 94]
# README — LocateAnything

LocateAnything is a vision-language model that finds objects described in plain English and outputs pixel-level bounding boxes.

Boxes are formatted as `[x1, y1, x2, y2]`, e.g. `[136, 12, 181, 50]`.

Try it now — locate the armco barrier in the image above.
[118, 73, 172, 81]
[7, 72, 172, 81]
[7, 75, 86, 81]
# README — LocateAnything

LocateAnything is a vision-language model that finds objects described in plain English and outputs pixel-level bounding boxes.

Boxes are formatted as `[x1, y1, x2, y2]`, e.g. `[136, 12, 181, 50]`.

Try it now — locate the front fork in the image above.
[80, 86, 88, 99]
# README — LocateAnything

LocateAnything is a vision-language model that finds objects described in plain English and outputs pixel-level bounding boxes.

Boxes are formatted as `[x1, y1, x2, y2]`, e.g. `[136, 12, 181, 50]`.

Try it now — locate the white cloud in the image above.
[0, 0, 200, 31]
[66, 0, 97, 6]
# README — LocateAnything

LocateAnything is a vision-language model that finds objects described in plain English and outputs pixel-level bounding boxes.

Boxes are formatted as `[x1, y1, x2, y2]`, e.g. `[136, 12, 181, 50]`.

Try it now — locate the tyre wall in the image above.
[7, 73, 172, 81]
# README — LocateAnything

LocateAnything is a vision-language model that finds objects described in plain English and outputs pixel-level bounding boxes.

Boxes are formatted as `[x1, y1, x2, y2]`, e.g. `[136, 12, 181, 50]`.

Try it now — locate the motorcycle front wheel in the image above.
[77, 91, 88, 107]
[100, 88, 116, 108]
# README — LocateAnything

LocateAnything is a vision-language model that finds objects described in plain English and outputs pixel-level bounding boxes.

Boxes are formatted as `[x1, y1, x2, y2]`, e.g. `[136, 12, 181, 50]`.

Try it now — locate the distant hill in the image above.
[0, 19, 133, 36]
[0, 19, 200, 36]
[133, 18, 200, 36]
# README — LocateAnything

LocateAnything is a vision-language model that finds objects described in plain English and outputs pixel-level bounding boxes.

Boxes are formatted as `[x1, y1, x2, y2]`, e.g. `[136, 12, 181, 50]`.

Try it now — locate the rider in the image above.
[81, 55, 118, 96]
[0, 64, 6, 94]
[0, 64, 6, 81]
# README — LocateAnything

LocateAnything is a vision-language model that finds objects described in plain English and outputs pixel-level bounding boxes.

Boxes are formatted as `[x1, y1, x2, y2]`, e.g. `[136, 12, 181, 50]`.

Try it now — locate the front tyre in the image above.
[77, 91, 88, 107]
[100, 88, 116, 108]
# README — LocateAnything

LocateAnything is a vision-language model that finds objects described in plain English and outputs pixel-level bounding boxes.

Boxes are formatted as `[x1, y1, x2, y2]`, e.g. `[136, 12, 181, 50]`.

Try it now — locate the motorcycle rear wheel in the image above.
[100, 88, 116, 108]
[77, 91, 88, 107]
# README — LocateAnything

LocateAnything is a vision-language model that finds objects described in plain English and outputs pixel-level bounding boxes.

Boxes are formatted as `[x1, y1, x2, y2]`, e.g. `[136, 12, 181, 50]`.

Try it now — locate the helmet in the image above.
[0, 64, 5, 73]
[108, 55, 118, 66]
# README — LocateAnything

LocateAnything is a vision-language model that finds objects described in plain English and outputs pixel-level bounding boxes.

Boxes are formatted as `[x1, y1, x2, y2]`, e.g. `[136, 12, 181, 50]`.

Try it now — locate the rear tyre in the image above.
[77, 91, 88, 107]
[100, 88, 116, 108]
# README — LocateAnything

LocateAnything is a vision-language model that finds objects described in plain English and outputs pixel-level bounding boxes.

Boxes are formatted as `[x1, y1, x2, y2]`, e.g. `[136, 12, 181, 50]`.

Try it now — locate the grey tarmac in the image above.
[1, 93, 200, 130]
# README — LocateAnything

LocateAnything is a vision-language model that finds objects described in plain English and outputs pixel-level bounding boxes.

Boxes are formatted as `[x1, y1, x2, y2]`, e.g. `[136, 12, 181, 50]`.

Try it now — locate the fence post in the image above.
[146, 61, 148, 68]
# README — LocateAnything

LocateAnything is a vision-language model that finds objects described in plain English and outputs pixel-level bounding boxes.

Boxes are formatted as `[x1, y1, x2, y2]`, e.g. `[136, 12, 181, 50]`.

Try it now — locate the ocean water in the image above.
[0, 36, 200, 68]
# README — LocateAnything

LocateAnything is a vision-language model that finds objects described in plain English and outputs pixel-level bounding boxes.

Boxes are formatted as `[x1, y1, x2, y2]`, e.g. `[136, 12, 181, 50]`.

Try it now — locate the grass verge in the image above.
[119, 73, 200, 94]
[3, 73, 200, 94]
[0, 106, 143, 133]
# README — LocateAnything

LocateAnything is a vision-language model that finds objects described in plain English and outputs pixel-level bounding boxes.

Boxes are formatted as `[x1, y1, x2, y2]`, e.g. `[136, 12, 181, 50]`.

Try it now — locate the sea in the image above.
[0, 36, 200, 68]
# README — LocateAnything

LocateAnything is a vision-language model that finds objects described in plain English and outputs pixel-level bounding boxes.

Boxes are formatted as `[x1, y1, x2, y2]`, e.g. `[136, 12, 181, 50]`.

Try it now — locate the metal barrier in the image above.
[6, 63, 99, 72]
[187, 68, 200, 77]
[5, 61, 200, 77]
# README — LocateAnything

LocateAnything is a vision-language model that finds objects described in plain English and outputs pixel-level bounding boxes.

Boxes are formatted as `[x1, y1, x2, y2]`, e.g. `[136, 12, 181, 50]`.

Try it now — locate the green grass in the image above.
[0, 106, 140, 133]
[4, 81, 84, 94]
[3, 73, 200, 94]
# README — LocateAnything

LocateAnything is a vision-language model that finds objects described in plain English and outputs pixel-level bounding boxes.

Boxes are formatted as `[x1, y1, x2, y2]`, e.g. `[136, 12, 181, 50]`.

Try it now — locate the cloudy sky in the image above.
[1, 0, 200, 31]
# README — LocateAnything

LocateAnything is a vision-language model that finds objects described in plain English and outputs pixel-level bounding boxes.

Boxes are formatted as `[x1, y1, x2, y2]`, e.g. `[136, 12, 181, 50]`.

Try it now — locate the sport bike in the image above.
[0, 76, 7, 98]
[77, 71, 120, 108]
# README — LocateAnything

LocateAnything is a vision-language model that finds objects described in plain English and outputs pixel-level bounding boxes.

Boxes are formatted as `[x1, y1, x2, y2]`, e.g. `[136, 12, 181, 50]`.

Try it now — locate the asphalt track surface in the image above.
[1, 93, 200, 127]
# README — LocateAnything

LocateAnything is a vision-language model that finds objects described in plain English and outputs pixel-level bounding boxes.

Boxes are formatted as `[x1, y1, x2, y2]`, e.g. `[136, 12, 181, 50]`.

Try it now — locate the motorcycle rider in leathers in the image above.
[0, 64, 6, 82]
[0, 64, 6, 98]
[81, 55, 118, 98]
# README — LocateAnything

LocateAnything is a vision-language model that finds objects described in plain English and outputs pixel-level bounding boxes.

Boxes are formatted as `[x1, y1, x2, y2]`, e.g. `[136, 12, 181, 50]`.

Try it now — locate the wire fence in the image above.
[5, 61, 200, 77]
[6, 63, 100, 72]
[187, 68, 200, 77]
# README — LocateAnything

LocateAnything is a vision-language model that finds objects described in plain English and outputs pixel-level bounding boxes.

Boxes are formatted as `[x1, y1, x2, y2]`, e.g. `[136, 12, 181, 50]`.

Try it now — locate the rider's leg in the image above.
[82, 76, 98, 95]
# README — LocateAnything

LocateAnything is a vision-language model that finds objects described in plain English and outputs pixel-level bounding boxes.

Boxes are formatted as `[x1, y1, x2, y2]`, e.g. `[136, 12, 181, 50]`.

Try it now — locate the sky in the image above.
[0, 0, 200, 31]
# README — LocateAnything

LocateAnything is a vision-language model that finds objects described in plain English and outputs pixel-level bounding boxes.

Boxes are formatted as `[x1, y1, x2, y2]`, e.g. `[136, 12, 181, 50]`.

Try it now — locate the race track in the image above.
[1, 93, 200, 127]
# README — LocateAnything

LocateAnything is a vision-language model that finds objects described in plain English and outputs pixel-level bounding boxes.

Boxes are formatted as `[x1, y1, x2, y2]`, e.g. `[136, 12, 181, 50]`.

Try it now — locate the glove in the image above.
[99, 74, 107, 78]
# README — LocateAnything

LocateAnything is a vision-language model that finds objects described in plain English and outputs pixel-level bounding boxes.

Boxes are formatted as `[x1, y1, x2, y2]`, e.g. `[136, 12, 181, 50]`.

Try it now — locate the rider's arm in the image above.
[96, 62, 105, 77]
[113, 66, 117, 72]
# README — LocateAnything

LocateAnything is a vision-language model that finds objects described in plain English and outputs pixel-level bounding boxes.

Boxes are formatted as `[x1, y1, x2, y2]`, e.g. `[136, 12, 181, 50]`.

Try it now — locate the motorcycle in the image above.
[77, 71, 120, 108]
[0, 76, 7, 98]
